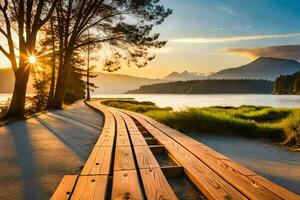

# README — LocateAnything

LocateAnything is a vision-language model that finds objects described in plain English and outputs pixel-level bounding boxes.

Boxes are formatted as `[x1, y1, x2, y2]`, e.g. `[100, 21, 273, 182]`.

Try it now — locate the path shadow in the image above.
[34, 116, 87, 161]
[5, 121, 40, 200]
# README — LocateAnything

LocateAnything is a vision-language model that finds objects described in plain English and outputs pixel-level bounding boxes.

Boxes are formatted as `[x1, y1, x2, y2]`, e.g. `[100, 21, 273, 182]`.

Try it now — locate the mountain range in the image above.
[164, 71, 206, 81]
[1, 57, 300, 94]
[209, 57, 300, 80]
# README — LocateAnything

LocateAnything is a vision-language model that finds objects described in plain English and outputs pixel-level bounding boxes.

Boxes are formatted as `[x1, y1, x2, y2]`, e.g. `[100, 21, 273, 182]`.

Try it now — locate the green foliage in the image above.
[102, 99, 172, 113]
[274, 71, 300, 94]
[64, 51, 86, 104]
[104, 99, 300, 150]
[29, 69, 50, 112]
[281, 111, 300, 150]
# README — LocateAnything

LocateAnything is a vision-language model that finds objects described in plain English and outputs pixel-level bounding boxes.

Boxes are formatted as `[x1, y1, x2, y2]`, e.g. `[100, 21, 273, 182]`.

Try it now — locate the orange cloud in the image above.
[224, 45, 300, 61]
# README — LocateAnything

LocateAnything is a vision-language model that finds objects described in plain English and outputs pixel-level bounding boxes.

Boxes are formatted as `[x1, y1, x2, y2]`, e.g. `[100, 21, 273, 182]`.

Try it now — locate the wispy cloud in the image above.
[218, 6, 236, 16]
[172, 33, 300, 44]
[223, 45, 300, 60]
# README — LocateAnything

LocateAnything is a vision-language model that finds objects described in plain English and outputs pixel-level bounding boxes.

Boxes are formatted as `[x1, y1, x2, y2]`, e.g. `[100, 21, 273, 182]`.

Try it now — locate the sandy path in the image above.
[0, 101, 103, 200]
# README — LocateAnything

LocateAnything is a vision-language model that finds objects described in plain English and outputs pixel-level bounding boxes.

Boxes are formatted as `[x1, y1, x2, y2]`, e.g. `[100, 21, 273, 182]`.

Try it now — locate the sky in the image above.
[114, 0, 300, 78]
[2, 0, 300, 79]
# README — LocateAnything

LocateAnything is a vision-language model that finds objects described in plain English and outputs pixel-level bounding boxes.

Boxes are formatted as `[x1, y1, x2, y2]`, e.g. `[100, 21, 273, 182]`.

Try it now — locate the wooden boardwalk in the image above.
[51, 100, 300, 200]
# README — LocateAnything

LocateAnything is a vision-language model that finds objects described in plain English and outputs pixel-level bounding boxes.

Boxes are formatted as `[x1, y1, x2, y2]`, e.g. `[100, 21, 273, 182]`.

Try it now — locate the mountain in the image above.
[164, 70, 206, 81]
[209, 57, 300, 80]
[273, 71, 300, 94]
[126, 79, 274, 94]
[91, 73, 168, 94]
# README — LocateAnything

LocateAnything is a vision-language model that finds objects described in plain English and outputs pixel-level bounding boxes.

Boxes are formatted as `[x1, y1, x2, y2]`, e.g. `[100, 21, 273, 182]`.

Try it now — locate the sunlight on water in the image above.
[92, 94, 300, 109]
[0, 94, 12, 102]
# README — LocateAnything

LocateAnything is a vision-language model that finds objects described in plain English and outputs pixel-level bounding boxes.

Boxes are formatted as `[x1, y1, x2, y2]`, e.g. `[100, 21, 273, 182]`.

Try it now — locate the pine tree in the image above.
[30, 67, 50, 112]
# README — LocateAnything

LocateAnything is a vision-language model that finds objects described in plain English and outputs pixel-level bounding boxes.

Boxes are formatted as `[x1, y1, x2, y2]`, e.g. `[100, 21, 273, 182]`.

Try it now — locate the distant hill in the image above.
[209, 57, 300, 80]
[126, 79, 274, 94]
[92, 73, 168, 94]
[273, 71, 300, 94]
[0, 69, 14, 93]
[0, 68, 34, 93]
[164, 71, 206, 81]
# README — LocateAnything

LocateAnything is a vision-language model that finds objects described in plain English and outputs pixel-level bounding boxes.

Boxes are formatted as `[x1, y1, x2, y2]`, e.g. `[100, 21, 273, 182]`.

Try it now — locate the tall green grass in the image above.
[103, 99, 300, 151]
[102, 99, 172, 113]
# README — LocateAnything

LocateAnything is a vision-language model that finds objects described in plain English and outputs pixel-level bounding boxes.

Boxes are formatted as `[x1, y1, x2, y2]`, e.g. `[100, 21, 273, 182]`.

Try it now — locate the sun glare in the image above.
[28, 55, 37, 64]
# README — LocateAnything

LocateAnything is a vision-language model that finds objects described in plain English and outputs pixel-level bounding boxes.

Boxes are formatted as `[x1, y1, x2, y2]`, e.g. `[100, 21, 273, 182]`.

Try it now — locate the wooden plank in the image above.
[118, 109, 179, 200]
[71, 175, 108, 200]
[116, 133, 131, 147]
[81, 146, 113, 175]
[249, 175, 300, 200]
[130, 134, 147, 146]
[134, 145, 160, 169]
[221, 159, 256, 176]
[140, 168, 178, 200]
[114, 146, 136, 171]
[95, 135, 114, 147]
[51, 175, 77, 200]
[111, 170, 143, 200]
[123, 110, 291, 200]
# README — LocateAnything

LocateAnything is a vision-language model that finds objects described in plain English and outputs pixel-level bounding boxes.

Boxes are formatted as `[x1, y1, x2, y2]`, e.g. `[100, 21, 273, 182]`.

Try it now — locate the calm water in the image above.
[0, 94, 12, 102]
[92, 94, 300, 109]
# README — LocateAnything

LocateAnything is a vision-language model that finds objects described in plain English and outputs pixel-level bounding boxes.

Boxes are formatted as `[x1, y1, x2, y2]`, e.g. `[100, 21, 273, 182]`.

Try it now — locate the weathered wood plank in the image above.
[114, 146, 136, 171]
[51, 175, 77, 200]
[71, 175, 108, 200]
[116, 133, 131, 147]
[81, 146, 113, 175]
[249, 175, 300, 200]
[140, 168, 178, 200]
[95, 134, 115, 147]
[134, 145, 160, 169]
[130, 134, 148, 146]
[111, 170, 144, 200]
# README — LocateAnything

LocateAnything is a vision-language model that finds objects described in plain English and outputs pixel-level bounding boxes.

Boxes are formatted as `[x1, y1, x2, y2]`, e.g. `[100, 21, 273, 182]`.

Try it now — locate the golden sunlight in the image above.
[28, 55, 37, 64]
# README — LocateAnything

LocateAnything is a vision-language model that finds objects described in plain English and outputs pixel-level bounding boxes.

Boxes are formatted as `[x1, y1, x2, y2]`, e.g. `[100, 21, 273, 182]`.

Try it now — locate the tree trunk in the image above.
[86, 44, 91, 101]
[3, 64, 30, 120]
[46, 18, 56, 109]
[52, 50, 72, 109]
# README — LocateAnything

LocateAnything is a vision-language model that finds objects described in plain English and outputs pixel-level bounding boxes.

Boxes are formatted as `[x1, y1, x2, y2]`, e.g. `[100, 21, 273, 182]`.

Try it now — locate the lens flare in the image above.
[28, 56, 37, 64]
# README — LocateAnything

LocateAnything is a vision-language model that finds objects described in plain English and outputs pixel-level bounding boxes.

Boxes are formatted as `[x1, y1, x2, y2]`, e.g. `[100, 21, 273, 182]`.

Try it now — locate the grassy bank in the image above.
[102, 99, 300, 151]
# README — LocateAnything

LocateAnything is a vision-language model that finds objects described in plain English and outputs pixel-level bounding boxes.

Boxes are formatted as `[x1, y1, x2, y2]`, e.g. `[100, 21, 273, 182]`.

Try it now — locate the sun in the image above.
[28, 55, 37, 64]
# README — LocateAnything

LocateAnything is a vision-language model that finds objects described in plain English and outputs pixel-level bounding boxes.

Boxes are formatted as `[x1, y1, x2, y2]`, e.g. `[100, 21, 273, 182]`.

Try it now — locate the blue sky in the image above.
[1, 1, 300, 78]
[115, 0, 300, 78]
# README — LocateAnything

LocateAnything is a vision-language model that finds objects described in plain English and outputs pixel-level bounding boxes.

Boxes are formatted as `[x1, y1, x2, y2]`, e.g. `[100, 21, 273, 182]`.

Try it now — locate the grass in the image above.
[102, 99, 300, 151]
[102, 99, 172, 113]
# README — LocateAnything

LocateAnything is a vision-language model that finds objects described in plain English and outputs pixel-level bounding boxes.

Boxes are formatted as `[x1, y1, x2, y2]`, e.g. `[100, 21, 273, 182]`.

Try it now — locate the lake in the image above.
[0, 94, 12, 102]
[92, 94, 300, 109]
